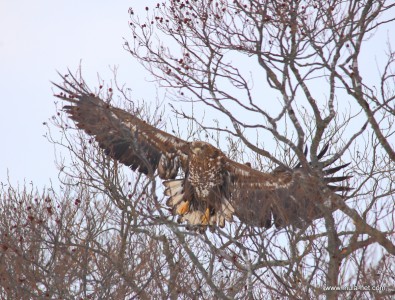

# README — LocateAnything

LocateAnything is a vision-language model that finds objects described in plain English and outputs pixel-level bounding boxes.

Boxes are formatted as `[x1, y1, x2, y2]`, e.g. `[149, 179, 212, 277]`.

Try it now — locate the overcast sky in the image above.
[0, 0, 153, 188]
[1, 1, 393, 189]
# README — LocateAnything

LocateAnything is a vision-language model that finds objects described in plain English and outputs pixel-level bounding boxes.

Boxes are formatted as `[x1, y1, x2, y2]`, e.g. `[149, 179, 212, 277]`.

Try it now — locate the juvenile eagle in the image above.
[53, 74, 351, 232]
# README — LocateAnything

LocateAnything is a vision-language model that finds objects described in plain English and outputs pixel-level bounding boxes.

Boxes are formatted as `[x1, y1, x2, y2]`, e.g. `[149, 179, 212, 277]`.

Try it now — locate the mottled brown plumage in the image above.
[53, 74, 351, 232]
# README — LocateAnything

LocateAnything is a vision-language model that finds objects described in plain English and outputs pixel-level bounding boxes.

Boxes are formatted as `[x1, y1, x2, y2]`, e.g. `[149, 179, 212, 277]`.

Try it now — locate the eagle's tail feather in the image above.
[164, 180, 235, 230]
[164, 179, 184, 207]
[164, 179, 204, 227]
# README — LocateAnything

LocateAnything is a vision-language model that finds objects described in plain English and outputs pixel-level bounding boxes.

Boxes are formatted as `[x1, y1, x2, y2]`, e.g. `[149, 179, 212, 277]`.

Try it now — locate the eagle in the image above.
[53, 74, 351, 233]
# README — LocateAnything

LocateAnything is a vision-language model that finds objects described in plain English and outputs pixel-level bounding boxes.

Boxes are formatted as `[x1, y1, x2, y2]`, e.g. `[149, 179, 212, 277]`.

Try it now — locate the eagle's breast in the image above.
[188, 141, 224, 201]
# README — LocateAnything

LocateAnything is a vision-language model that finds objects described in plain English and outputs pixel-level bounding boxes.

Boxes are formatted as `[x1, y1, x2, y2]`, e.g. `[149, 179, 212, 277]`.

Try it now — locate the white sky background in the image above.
[0, 0, 153, 188]
[0, 0, 394, 189]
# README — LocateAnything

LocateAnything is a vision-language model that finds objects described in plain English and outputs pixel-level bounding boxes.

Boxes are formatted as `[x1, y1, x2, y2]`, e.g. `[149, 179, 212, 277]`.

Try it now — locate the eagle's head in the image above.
[190, 141, 225, 160]
[190, 141, 212, 155]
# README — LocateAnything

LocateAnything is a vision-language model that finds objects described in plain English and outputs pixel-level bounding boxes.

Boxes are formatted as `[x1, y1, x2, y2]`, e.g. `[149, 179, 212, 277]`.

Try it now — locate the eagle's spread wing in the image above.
[224, 147, 351, 229]
[53, 74, 189, 179]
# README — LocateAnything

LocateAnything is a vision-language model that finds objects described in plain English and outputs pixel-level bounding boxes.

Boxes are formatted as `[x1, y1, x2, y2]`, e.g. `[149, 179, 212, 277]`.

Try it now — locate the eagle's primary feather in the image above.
[53, 74, 351, 232]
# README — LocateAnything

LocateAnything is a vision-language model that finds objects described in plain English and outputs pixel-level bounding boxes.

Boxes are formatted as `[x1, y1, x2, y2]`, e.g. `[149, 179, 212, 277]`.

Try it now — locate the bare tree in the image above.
[1, 0, 395, 299]
[124, 0, 395, 298]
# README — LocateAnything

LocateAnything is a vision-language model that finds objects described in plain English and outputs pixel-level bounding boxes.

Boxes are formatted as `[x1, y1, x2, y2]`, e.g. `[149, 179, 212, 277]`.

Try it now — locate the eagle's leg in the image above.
[176, 200, 190, 215]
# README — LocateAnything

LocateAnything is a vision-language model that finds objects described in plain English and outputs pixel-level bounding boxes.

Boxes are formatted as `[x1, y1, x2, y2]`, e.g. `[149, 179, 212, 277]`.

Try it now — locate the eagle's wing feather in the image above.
[224, 160, 298, 228]
[224, 158, 349, 228]
[53, 75, 189, 179]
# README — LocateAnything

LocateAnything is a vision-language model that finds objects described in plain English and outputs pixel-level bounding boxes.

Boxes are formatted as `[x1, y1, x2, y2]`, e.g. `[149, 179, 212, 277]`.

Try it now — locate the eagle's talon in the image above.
[200, 207, 211, 225]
